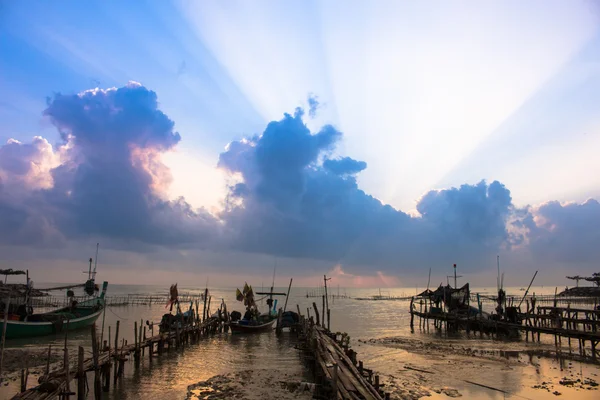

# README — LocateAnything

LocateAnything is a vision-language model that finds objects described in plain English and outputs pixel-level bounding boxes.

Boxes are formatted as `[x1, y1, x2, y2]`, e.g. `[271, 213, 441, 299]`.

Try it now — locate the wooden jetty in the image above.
[12, 300, 224, 400]
[410, 298, 600, 359]
[472, 292, 600, 306]
[296, 298, 389, 400]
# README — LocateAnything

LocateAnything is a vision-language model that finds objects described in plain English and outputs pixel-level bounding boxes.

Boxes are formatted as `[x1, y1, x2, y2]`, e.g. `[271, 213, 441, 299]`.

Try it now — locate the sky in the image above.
[1, 0, 600, 289]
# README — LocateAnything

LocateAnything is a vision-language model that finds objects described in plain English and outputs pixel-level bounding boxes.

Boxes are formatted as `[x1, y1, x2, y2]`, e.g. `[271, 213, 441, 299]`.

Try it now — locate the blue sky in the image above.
[1, 1, 600, 286]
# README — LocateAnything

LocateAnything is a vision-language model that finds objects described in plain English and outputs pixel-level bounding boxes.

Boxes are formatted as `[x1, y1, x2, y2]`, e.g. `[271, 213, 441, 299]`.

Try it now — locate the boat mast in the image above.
[92, 243, 99, 282]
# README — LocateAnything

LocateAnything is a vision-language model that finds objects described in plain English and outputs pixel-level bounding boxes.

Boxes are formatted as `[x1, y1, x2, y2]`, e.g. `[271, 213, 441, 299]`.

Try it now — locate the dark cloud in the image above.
[417, 180, 513, 246]
[218, 108, 518, 272]
[323, 157, 367, 175]
[526, 199, 600, 264]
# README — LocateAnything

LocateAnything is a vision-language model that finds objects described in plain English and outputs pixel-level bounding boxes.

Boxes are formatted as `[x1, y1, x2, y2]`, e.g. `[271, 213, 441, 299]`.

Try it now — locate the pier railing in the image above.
[30, 292, 205, 308]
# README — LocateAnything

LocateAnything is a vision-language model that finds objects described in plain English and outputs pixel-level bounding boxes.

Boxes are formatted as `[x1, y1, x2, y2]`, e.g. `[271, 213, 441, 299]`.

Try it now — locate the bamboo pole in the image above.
[45, 344, 51, 377]
[283, 278, 293, 313]
[77, 346, 85, 400]
[203, 288, 208, 322]
[91, 324, 101, 400]
[113, 320, 120, 384]
[0, 298, 9, 383]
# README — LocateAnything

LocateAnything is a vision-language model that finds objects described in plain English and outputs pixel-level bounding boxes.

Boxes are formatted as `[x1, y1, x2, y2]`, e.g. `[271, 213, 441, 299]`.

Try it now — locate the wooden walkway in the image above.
[13, 317, 222, 400]
[296, 303, 388, 400]
[12, 293, 226, 400]
[410, 302, 600, 359]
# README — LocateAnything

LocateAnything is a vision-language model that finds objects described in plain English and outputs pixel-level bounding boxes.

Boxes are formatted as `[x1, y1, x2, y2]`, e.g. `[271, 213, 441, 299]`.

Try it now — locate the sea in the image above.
[1, 284, 598, 399]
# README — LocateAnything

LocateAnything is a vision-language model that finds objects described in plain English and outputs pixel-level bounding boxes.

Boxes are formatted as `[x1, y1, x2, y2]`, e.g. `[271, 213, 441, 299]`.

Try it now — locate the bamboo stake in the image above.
[91, 324, 101, 400]
[77, 346, 85, 400]
[0, 298, 10, 383]
[113, 320, 120, 384]
[45, 344, 51, 377]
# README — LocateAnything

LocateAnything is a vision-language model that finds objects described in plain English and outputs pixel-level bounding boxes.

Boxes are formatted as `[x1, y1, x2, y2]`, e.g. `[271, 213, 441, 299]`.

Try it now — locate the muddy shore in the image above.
[186, 369, 314, 400]
[360, 336, 599, 399]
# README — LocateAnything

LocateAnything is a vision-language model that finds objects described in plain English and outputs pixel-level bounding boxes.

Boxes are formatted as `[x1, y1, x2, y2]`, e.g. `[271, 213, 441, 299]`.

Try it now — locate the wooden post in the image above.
[134, 320, 139, 361]
[222, 300, 229, 333]
[312, 302, 320, 326]
[0, 298, 10, 383]
[64, 320, 71, 398]
[203, 288, 208, 322]
[91, 324, 101, 400]
[322, 295, 326, 330]
[20, 366, 28, 392]
[143, 326, 146, 356]
[276, 308, 283, 334]
[409, 297, 414, 330]
[139, 319, 143, 349]
[324, 275, 331, 330]
[45, 344, 51, 377]
[283, 278, 293, 312]
[113, 320, 120, 384]
[77, 346, 85, 400]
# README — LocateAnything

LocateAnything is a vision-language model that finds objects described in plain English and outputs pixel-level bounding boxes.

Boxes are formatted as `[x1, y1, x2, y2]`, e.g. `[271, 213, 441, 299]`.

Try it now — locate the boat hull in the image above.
[229, 319, 275, 333]
[1, 305, 104, 339]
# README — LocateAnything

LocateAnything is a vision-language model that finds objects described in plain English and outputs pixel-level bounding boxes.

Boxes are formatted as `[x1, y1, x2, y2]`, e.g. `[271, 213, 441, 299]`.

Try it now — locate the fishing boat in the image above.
[0, 244, 108, 339]
[228, 278, 288, 334]
[229, 314, 276, 333]
[2, 282, 108, 339]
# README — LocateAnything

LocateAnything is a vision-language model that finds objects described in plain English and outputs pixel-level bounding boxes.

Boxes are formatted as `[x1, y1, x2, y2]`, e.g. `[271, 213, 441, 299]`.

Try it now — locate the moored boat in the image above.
[229, 315, 276, 333]
[227, 281, 283, 334]
[1, 281, 108, 339]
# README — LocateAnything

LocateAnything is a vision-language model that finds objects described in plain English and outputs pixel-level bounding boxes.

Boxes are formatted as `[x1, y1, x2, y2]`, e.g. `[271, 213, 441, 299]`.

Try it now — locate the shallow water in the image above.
[1, 284, 598, 399]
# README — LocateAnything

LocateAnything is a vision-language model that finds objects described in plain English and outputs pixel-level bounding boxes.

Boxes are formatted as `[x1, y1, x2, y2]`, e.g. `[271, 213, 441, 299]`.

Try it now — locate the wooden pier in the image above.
[12, 303, 224, 399]
[410, 300, 600, 359]
[296, 300, 389, 400]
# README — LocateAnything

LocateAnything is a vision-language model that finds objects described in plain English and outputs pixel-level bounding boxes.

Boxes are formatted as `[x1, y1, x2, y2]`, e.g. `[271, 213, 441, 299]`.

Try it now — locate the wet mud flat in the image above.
[0, 347, 66, 387]
[186, 369, 314, 400]
[358, 336, 600, 399]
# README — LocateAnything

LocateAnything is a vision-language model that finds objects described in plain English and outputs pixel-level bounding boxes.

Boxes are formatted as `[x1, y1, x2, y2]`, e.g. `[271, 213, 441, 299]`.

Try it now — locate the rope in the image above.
[106, 306, 128, 320]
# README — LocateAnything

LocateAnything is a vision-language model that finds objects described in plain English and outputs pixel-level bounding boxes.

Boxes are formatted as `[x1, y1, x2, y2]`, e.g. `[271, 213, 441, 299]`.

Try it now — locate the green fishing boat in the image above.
[1, 282, 108, 339]
[0, 244, 108, 339]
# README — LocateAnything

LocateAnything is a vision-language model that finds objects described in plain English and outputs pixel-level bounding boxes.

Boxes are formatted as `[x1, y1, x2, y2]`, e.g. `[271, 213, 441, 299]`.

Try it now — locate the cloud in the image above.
[218, 107, 521, 273]
[526, 199, 600, 264]
[1, 83, 599, 280]
[417, 180, 514, 246]
[0, 82, 220, 248]
[323, 157, 367, 175]
[307, 94, 320, 118]
[0, 136, 59, 191]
